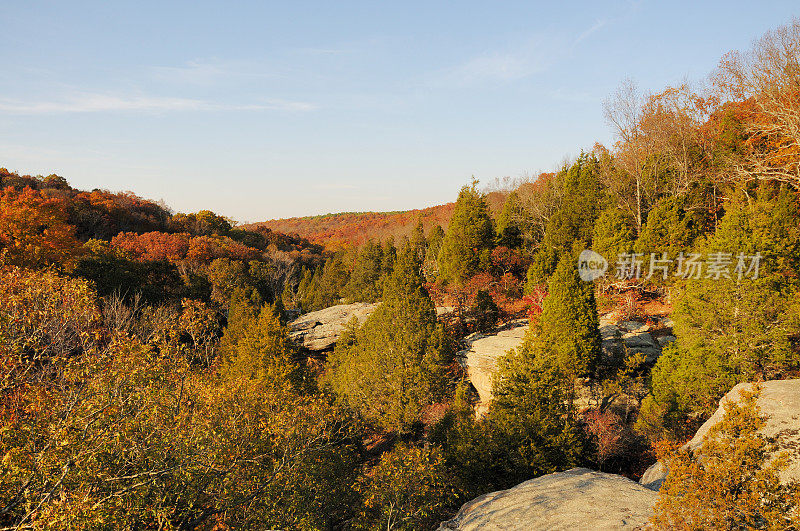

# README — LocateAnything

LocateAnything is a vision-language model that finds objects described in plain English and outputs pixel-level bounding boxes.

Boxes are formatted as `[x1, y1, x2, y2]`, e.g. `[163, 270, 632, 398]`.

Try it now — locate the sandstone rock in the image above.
[641, 379, 800, 491]
[655, 334, 676, 347]
[438, 467, 657, 530]
[288, 302, 380, 351]
[599, 317, 662, 364]
[456, 320, 528, 415]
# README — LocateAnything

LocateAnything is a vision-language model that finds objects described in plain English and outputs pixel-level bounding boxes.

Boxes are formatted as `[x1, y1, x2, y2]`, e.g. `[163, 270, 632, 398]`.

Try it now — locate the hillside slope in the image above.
[248, 191, 508, 248]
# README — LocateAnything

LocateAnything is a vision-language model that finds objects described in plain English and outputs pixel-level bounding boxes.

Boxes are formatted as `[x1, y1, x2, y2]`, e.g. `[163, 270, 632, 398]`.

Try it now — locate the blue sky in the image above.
[1, 1, 798, 221]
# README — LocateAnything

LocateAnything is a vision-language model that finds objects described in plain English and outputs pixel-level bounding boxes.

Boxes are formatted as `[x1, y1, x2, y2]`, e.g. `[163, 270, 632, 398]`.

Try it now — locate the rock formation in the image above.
[438, 467, 657, 530]
[456, 320, 528, 415]
[287, 302, 380, 351]
[641, 378, 800, 491]
[599, 317, 669, 364]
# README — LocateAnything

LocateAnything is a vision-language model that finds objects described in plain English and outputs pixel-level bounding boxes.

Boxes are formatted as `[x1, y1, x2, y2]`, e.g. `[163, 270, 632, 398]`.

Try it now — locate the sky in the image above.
[1, 1, 798, 222]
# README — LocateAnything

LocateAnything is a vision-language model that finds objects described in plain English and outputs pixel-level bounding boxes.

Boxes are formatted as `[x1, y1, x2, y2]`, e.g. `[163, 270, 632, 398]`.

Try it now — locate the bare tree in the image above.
[714, 18, 800, 190]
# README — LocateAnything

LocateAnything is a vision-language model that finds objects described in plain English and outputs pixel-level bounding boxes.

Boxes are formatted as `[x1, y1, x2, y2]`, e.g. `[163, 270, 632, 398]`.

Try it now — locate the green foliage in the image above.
[638, 184, 800, 442]
[471, 289, 499, 332]
[496, 191, 524, 248]
[354, 443, 458, 530]
[525, 246, 560, 290]
[312, 252, 350, 310]
[490, 353, 588, 479]
[542, 155, 608, 252]
[592, 206, 636, 267]
[343, 240, 385, 303]
[651, 385, 800, 529]
[634, 195, 702, 258]
[326, 246, 450, 432]
[531, 255, 602, 378]
[437, 182, 495, 284]
[219, 293, 298, 390]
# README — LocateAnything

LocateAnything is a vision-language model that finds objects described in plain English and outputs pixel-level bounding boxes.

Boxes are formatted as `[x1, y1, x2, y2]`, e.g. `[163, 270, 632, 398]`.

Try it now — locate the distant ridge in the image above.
[246, 191, 508, 248]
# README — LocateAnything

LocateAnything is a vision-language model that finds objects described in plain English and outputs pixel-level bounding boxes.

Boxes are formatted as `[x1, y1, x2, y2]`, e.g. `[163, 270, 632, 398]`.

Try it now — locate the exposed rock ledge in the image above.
[641, 378, 800, 491]
[288, 302, 380, 351]
[456, 320, 528, 415]
[438, 467, 657, 530]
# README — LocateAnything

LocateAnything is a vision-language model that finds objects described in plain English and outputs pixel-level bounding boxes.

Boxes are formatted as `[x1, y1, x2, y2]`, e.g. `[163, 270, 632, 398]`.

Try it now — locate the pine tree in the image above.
[312, 252, 350, 310]
[343, 240, 384, 302]
[488, 253, 600, 477]
[542, 155, 608, 252]
[496, 191, 524, 248]
[325, 245, 450, 432]
[592, 206, 635, 267]
[220, 292, 297, 388]
[638, 183, 800, 442]
[438, 181, 495, 284]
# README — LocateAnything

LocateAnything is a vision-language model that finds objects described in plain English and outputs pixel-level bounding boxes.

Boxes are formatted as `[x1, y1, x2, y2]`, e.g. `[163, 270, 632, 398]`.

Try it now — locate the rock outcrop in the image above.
[599, 317, 669, 364]
[641, 379, 800, 491]
[438, 468, 657, 530]
[456, 320, 528, 415]
[288, 302, 380, 351]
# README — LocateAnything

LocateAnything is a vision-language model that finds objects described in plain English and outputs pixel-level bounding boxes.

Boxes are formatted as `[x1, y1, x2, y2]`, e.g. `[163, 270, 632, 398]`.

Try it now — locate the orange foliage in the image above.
[0, 186, 82, 268]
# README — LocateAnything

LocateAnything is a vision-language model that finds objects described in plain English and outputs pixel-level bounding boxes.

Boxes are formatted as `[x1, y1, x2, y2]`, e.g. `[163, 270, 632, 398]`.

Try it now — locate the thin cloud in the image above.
[0, 93, 316, 114]
[574, 18, 608, 46]
[438, 19, 610, 87]
[441, 36, 556, 85]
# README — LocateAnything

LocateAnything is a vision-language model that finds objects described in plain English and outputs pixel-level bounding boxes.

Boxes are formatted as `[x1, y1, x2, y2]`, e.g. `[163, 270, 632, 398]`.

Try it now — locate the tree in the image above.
[651, 385, 800, 530]
[354, 444, 458, 530]
[488, 254, 600, 478]
[437, 182, 495, 284]
[592, 206, 636, 268]
[541, 155, 608, 252]
[714, 18, 800, 191]
[0, 187, 81, 268]
[638, 183, 800, 442]
[496, 191, 524, 248]
[343, 240, 384, 303]
[634, 196, 703, 259]
[219, 294, 298, 390]
[527, 254, 602, 379]
[325, 246, 450, 432]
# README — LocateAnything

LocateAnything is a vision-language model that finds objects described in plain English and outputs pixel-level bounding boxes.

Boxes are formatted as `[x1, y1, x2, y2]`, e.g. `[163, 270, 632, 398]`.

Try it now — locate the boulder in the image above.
[288, 302, 380, 351]
[641, 379, 800, 491]
[599, 317, 662, 364]
[456, 320, 528, 415]
[438, 468, 657, 530]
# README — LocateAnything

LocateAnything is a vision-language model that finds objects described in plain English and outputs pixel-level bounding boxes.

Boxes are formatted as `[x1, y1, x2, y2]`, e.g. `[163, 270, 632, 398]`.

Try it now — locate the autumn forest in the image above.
[2, 14, 800, 531]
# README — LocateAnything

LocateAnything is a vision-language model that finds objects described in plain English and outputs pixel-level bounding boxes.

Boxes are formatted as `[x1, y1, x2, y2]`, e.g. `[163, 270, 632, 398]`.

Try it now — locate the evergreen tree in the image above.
[634, 195, 703, 258]
[343, 240, 384, 302]
[496, 191, 524, 248]
[542, 155, 608, 252]
[592, 206, 635, 267]
[325, 245, 450, 432]
[220, 292, 297, 388]
[437, 181, 495, 284]
[410, 217, 427, 262]
[312, 252, 350, 310]
[637, 184, 800, 442]
[488, 253, 600, 478]
[530, 254, 602, 379]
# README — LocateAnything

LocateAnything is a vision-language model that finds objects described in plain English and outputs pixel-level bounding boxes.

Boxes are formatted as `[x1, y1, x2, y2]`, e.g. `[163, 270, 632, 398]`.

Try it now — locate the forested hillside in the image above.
[2, 18, 800, 530]
[249, 191, 508, 249]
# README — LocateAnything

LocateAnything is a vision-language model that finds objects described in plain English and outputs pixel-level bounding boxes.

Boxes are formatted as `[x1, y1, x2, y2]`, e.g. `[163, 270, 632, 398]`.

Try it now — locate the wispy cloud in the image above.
[437, 19, 609, 86]
[441, 35, 556, 85]
[0, 93, 316, 114]
[574, 18, 608, 46]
